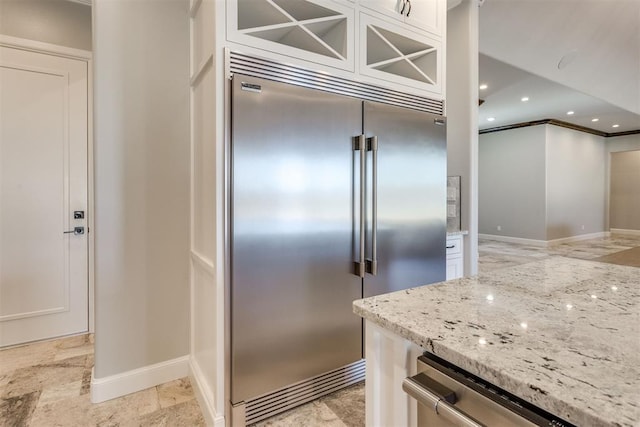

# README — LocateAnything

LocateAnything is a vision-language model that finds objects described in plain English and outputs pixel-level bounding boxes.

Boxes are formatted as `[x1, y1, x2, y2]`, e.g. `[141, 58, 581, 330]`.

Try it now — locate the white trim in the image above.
[90, 356, 190, 403]
[190, 0, 204, 18]
[191, 250, 216, 276]
[478, 234, 548, 247]
[610, 228, 640, 237]
[0, 35, 91, 61]
[190, 358, 226, 427]
[547, 231, 610, 246]
[65, 0, 92, 6]
[87, 59, 95, 333]
[479, 231, 611, 247]
[190, 54, 214, 88]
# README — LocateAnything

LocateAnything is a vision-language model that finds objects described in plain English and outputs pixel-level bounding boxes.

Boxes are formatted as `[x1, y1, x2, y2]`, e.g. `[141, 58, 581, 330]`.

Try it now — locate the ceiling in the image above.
[476, 0, 640, 134]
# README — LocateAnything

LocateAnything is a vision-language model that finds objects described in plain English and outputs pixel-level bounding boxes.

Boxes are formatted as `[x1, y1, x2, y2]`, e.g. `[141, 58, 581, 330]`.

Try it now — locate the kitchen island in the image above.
[354, 257, 639, 427]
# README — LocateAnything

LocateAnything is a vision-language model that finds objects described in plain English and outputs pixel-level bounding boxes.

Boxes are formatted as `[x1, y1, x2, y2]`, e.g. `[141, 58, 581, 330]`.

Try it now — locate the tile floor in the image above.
[2, 234, 638, 426]
[0, 334, 204, 427]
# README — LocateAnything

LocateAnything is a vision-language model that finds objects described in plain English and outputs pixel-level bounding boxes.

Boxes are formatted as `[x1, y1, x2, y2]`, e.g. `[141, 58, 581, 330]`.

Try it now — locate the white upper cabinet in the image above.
[359, 0, 442, 36]
[360, 12, 441, 95]
[225, 0, 446, 98]
[227, 0, 355, 71]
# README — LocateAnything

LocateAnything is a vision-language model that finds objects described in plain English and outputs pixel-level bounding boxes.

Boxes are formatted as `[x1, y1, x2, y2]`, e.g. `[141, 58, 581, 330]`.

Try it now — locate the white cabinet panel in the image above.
[227, 0, 355, 71]
[360, 12, 442, 95]
[445, 235, 463, 280]
[360, 0, 442, 36]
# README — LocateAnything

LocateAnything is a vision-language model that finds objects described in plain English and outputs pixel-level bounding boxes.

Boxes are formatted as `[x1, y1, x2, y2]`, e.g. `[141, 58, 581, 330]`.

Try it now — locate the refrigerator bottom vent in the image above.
[245, 359, 366, 425]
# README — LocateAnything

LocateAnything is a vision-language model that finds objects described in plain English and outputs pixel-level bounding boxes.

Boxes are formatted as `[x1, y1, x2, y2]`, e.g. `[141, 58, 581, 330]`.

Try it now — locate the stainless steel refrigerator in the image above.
[230, 74, 446, 425]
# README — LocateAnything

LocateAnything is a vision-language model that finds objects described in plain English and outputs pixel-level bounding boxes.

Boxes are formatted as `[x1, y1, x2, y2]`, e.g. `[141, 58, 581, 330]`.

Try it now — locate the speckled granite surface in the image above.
[354, 257, 639, 427]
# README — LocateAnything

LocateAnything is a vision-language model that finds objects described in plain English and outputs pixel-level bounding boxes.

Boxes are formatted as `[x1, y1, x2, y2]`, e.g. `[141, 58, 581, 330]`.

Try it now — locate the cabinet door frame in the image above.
[226, 0, 355, 72]
[359, 12, 442, 96]
[359, 0, 443, 37]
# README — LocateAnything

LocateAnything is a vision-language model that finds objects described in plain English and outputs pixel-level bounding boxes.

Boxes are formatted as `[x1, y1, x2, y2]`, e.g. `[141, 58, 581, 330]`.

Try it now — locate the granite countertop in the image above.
[353, 257, 639, 427]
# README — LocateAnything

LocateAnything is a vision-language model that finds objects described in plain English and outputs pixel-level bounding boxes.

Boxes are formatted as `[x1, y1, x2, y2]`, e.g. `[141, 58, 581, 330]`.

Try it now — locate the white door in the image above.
[0, 46, 88, 347]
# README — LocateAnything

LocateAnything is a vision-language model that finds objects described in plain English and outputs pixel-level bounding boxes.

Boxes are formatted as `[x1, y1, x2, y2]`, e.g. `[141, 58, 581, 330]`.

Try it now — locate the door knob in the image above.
[63, 226, 84, 235]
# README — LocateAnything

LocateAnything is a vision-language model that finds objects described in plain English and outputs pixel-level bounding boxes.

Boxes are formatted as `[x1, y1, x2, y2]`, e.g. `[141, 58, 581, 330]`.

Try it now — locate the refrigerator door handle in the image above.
[354, 135, 366, 278]
[366, 136, 378, 276]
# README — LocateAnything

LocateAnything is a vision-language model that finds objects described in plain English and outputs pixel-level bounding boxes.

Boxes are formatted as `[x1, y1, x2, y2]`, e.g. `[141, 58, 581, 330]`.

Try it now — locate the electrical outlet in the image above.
[497, 225, 502, 231]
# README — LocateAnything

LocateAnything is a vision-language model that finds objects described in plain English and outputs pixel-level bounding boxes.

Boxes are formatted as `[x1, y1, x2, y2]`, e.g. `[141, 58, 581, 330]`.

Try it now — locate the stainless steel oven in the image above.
[403, 354, 575, 427]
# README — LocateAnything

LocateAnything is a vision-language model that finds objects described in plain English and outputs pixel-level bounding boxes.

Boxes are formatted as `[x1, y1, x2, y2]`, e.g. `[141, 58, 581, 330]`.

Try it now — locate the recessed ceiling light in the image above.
[487, 117, 496, 122]
[479, 84, 488, 90]
[612, 124, 620, 128]
[521, 97, 529, 102]
[591, 118, 599, 122]
[567, 111, 575, 115]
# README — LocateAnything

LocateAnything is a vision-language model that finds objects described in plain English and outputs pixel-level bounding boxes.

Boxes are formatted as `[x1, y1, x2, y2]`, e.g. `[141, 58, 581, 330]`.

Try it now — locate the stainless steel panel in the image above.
[413, 358, 543, 426]
[363, 102, 447, 297]
[231, 75, 363, 403]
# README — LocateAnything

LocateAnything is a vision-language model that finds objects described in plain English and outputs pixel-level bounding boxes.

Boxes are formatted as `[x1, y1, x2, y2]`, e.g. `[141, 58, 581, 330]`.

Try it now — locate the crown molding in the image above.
[480, 119, 640, 138]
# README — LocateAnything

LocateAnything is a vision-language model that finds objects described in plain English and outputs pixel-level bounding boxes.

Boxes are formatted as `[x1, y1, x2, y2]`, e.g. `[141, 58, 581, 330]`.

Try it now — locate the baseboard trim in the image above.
[90, 355, 189, 403]
[190, 358, 225, 427]
[479, 231, 611, 247]
[478, 234, 548, 247]
[610, 228, 640, 237]
[547, 231, 610, 246]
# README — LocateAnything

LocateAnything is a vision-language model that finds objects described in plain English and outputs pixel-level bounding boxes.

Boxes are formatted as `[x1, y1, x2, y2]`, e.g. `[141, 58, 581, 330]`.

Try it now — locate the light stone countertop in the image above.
[353, 257, 639, 427]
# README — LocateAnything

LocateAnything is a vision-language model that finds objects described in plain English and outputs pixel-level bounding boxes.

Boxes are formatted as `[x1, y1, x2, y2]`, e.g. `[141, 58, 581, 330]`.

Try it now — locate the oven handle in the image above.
[403, 374, 486, 427]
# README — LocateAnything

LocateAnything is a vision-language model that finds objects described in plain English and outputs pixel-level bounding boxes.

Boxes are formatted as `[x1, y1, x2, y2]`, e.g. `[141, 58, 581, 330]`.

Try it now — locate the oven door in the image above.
[403, 354, 574, 427]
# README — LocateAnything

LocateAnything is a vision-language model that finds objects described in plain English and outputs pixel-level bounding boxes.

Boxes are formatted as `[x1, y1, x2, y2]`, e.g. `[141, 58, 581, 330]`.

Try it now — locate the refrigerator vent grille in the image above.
[228, 50, 445, 116]
[244, 359, 365, 425]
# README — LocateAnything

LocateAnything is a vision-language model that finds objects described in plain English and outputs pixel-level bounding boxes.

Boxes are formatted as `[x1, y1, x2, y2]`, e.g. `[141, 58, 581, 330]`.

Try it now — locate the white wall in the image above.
[607, 133, 640, 153]
[0, 0, 91, 50]
[604, 134, 640, 231]
[545, 126, 606, 239]
[479, 124, 609, 242]
[446, 0, 479, 275]
[479, 126, 547, 240]
[609, 150, 640, 231]
[93, 0, 190, 379]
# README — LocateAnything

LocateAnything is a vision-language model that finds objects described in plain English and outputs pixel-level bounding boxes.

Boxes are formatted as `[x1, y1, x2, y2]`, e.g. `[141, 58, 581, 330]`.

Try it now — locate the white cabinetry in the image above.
[360, 12, 441, 94]
[227, 0, 355, 71]
[359, 0, 443, 36]
[225, 0, 446, 99]
[446, 234, 463, 280]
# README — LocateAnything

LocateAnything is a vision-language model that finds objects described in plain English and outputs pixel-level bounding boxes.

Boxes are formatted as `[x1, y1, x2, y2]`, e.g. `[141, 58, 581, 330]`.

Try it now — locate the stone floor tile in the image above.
[1, 355, 86, 399]
[157, 378, 195, 409]
[251, 400, 346, 427]
[0, 390, 40, 427]
[137, 399, 206, 427]
[320, 383, 365, 427]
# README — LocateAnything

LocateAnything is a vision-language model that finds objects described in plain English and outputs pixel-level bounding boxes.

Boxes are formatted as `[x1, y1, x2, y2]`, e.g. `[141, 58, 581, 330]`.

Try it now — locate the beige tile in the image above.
[1, 355, 86, 399]
[94, 386, 161, 419]
[0, 341, 57, 377]
[138, 399, 206, 427]
[0, 390, 40, 427]
[321, 383, 365, 427]
[29, 393, 95, 427]
[37, 380, 82, 406]
[30, 386, 160, 427]
[157, 378, 195, 409]
[54, 334, 92, 351]
[53, 345, 94, 362]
